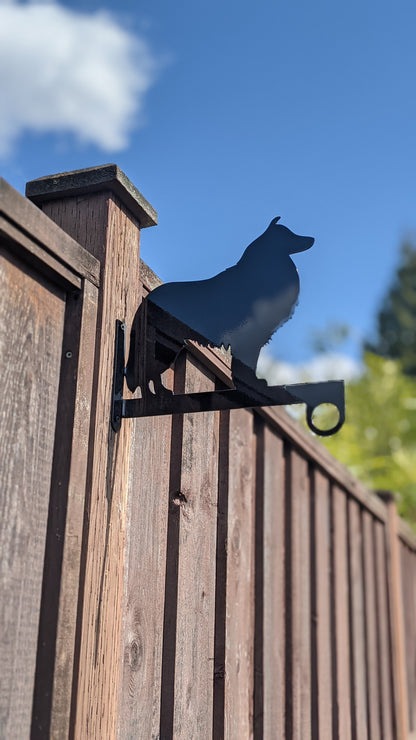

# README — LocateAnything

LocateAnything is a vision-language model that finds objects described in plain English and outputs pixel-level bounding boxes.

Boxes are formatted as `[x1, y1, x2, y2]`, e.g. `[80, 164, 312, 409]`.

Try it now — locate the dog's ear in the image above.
[269, 216, 281, 226]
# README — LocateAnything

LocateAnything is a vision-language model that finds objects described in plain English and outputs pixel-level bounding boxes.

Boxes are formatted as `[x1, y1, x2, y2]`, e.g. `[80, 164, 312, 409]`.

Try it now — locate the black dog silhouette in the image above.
[126, 217, 313, 393]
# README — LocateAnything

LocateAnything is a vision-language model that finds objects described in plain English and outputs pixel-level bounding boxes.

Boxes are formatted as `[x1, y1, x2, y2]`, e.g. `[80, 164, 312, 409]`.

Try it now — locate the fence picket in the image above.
[348, 498, 369, 739]
[224, 408, 255, 739]
[313, 470, 332, 740]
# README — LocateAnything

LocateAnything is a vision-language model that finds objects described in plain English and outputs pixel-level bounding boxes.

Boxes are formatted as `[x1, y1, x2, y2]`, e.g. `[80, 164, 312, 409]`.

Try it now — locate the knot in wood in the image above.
[172, 491, 187, 507]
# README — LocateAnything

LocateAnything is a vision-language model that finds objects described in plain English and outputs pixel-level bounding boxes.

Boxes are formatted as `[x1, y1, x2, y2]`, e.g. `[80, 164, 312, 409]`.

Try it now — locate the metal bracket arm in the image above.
[111, 321, 345, 436]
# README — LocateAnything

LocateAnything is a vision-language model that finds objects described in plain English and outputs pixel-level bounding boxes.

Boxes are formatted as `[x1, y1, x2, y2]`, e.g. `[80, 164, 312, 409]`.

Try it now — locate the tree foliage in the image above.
[366, 240, 416, 375]
[322, 352, 416, 523]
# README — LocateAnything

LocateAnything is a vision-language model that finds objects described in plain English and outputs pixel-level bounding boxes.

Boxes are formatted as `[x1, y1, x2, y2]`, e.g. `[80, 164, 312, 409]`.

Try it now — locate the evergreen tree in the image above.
[366, 241, 416, 375]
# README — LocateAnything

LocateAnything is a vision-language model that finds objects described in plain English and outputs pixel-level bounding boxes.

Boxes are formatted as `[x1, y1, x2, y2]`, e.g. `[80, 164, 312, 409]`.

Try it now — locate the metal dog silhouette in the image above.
[126, 217, 314, 394]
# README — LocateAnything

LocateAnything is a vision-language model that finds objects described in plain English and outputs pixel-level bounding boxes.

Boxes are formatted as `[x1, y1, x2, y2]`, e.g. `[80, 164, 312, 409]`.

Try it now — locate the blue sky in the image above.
[1, 0, 416, 376]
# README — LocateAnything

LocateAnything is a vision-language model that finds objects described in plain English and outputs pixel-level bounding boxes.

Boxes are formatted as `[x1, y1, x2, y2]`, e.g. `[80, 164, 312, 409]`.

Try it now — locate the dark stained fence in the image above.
[1, 165, 416, 739]
[0, 178, 99, 739]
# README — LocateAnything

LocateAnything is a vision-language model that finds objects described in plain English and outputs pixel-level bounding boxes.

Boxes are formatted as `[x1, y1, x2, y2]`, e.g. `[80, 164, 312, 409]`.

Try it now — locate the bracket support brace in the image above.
[111, 320, 345, 436]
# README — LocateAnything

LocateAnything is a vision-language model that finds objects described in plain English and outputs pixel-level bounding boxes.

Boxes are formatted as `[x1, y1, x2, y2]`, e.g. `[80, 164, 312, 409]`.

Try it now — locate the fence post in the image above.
[378, 490, 409, 740]
[26, 166, 157, 739]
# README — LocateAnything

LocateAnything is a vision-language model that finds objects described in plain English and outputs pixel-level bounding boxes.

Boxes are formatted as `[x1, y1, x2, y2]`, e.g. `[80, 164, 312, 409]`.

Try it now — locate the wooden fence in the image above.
[1, 165, 415, 739]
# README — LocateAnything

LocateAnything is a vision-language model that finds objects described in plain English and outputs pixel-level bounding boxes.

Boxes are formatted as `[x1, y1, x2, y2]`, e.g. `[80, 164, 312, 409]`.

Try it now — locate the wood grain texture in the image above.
[332, 485, 352, 740]
[26, 163, 157, 229]
[51, 279, 98, 739]
[410, 548, 416, 732]
[31, 279, 98, 739]
[213, 409, 230, 740]
[157, 354, 218, 739]
[225, 408, 255, 740]
[257, 404, 388, 525]
[348, 499, 368, 740]
[374, 521, 394, 739]
[287, 450, 311, 740]
[397, 517, 416, 551]
[262, 426, 285, 739]
[158, 353, 186, 739]
[401, 543, 415, 734]
[39, 192, 111, 264]
[41, 193, 143, 740]
[362, 511, 381, 740]
[77, 201, 140, 739]
[0, 178, 99, 286]
[0, 215, 82, 290]
[409, 548, 416, 732]
[253, 419, 265, 740]
[118, 411, 172, 740]
[384, 498, 409, 740]
[0, 246, 65, 739]
[3, 172, 416, 739]
[313, 470, 332, 740]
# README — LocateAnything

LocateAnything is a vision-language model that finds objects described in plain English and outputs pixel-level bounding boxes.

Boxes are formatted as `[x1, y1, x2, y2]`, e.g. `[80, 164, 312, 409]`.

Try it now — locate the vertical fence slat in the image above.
[408, 543, 416, 734]
[348, 499, 368, 740]
[411, 547, 416, 732]
[404, 545, 414, 732]
[47, 279, 98, 739]
[159, 356, 186, 739]
[363, 511, 381, 740]
[213, 409, 230, 739]
[333, 485, 352, 740]
[118, 413, 172, 740]
[168, 355, 219, 739]
[225, 408, 255, 739]
[313, 470, 332, 740]
[254, 418, 264, 739]
[382, 495, 409, 740]
[71, 195, 142, 739]
[401, 543, 416, 734]
[288, 450, 311, 740]
[374, 521, 394, 739]
[0, 251, 66, 740]
[262, 426, 285, 738]
[411, 546, 416, 733]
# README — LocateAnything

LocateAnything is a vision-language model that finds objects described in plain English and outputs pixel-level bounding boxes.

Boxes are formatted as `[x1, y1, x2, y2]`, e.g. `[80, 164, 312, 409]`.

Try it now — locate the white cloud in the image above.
[257, 349, 363, 385]
[0, 1, 157, 156]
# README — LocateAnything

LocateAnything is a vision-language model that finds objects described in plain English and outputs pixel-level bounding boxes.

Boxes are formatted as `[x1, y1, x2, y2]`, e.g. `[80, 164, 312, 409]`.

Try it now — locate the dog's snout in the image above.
[289, 234, 314, 254]
[300, 236, 314, 253]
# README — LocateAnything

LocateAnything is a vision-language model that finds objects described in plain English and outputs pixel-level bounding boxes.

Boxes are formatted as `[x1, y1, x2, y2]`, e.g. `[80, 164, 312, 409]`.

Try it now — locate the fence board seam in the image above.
[329, 484, 339, 739]
[346, 495, 357, 740]
[372, 519, 385, 738]
[253, 417, 265, 739]
[309, 466, 319, 739]
[159, 354, 186, 739]
[284, 441, 293, 740]
[212, 408, 230, 740]
[30, 286, 88, 736]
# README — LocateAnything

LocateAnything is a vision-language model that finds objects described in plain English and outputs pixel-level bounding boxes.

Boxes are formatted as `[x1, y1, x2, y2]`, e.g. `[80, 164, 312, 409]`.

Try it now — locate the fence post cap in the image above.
[25, 164, 157, 229]
[375, 489, 397, 504]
